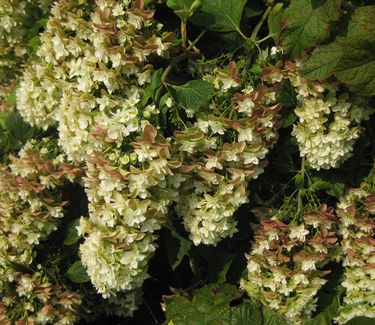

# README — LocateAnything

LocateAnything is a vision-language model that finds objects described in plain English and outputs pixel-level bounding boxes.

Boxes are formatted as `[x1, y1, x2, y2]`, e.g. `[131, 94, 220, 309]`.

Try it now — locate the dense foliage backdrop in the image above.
[0, 0, 374, 324]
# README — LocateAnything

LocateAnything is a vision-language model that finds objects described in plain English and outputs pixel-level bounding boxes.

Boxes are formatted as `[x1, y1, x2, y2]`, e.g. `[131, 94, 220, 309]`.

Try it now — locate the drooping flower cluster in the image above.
[0, 137, 82, 291]
[0, 271, 81, 324]
[241, 205, 339, 323]
[175, 64, 282, 245]
[335, 168, 375, 323]
[287, 64, 373, 170]
[78, 126, 182, 297]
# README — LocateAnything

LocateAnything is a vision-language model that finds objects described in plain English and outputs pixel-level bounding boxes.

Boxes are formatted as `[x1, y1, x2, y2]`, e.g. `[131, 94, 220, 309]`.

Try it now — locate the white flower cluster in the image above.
[175, 67, 281, 245]
[0, 138, 82, 291]
[241, 205, 339, 323]
[78, 126, 182, 297]
[288, 67, 373, 170]
[335, 171, 375, 324]
[0, 271, 81, 324]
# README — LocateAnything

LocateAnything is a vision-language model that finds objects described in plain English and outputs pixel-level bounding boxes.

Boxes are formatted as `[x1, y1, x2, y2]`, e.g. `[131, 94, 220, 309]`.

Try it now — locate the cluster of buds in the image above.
[0, 271, 81, 324]
[335, 169, 375, 323]
[241, 205, 339, 323]
[0, 138, 82, 292]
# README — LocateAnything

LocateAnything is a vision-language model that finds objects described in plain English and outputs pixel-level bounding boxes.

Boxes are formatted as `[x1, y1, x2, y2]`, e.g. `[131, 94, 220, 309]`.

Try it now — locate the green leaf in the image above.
[346, 6, 375, 38]
[25, 18, 48, 42]
[164, 283, 243, 325]
[190, 0, 246, 33]
[277, 80, 298, 127]
[165, 295, 204, 325]
[327, 182, 345, 198]
[303, 42, 343, 80]
[333, 36, 375, 95]
[262, 307, 288, 325]
[5, 110, 35, 149]
[66, 261, 90, 283]
[244, 7, 263, 19]
[28, 36, 42, 52]
[281, 0, 341, 58]
[63, 219, 81, 246]
[170, 80, 214, 112]
[141, 68, 163, 106]
[149, 68, 163, 94]
[226, 303, 262, 324]
[6, 86, 18, 105]
[165, 285, 289, 325]
[167, 0, 202, 19]
[282, 109, 298, 128]
[346, 317, 375, 325]
[10, 262, 33, 274]
[311, 176, 345, 198]
[163, 225, 192, 271]
[268, 3, 284, 44]
[190, 245, 235, 283]
[303, 5, 375, 88]
[304, 287, 345, 325]
[0, 112, 9, 129]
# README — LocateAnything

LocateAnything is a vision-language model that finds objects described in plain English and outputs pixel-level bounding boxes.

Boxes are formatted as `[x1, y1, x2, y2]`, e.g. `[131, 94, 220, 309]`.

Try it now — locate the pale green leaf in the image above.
[167, 0, 201, 19]
[63, 219, 81, 246]
[170, 80, 214, 112]
[66, 261, 90, 283]
[163, 225, 192, 271]
[6, 86, 17, 105]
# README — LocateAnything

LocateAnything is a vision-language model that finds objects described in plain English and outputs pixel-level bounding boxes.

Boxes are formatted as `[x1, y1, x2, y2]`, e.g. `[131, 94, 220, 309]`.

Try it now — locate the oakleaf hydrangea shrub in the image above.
[0, 0, 374, 323]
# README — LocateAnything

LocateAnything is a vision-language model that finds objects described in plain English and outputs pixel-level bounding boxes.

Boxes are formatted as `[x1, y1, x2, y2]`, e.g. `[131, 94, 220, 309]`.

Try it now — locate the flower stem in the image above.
[250, 6, 272, 43]
[181, 18, 187, 49]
